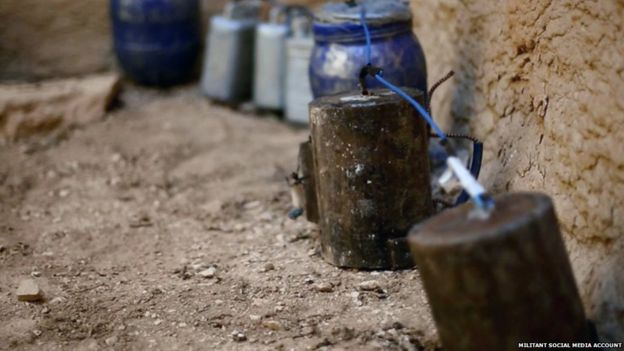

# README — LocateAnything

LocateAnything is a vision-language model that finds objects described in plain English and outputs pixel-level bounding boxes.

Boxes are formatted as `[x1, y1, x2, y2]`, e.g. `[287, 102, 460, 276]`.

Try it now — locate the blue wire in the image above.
[359, 4, 446, 140]
[359, 3, 493, 210]
[375, 74, 447, 141]
[360, 6, 372, 64]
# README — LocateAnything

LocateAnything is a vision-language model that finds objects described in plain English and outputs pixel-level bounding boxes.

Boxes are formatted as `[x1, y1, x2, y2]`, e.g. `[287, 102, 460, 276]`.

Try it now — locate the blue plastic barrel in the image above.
[309, 0, 427, 98]
[111, 0, 201, 86]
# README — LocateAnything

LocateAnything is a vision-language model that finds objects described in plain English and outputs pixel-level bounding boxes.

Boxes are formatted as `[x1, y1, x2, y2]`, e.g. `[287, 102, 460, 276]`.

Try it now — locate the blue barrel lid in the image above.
[315, 0, 412, 25]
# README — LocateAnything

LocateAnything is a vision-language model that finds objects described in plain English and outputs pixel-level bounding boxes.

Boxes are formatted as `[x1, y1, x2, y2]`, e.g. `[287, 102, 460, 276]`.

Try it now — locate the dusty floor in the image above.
[0, 86, 438, 351]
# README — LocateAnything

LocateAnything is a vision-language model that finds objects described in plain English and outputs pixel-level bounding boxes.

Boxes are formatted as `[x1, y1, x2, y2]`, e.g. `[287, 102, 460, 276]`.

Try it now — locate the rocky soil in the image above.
[0, 86, 438, 351]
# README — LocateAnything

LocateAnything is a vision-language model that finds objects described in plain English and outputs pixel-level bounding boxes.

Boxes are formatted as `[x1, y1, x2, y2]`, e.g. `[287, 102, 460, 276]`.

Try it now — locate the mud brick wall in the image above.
[0, 0, 232, 81]
[0, 0, 325, 81]
[410, 0, 624, 340]
[0, 0, 113, 80]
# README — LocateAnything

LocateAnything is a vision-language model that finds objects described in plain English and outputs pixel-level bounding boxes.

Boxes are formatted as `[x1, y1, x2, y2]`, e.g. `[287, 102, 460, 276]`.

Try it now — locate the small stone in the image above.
[232, 330, 247, 342]
[78, 338, 100, 351]
[16, 279, 43, 302]
[302, 325, 320, 336]
[129, 214, 152, 228]
[154, 319, 162, 326]
[105, 336, 118, 346]
[58, 189, 70, 198]
[350, 291, 363, 306]
[32, 329, 42, 337]
[111, 153, 123, 163]
[197, 267, 216, 279]
[315, 282, 334, 293]
[46, 170, 58, 179]
[178, 322, 187, 328]
[31, 271, 41, 277]
[42, 307, 50, 314]
[50, 296, 65, 304]
[262, 320, 282, 331]
[262, 263, 275, 272]
[382, 321, 404, 331]
[109, 177, 121, 186]
[190, 262, 206, 271]
[243, 201, 261, 210]
[358, 280, 384, 293]
[259, 212, 273, 222]
[249, 314, 262, 322]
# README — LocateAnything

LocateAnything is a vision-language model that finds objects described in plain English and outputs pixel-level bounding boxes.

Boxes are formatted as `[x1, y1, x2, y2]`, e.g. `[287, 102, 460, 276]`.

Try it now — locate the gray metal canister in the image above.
[253, 7, 290, 110]
[285, 16, 314, 124]
[201, 1, 260, 103]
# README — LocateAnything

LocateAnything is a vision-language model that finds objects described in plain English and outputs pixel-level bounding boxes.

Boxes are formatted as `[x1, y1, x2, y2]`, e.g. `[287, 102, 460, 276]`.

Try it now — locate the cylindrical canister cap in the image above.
[315, 0, 412, 25]
[310, 87, 423, 113]
[409, 192, 554, 248]
[224, 1, 261, 20]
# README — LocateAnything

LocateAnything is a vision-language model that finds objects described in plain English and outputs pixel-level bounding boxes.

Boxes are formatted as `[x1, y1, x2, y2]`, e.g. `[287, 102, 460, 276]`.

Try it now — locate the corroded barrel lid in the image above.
[315, 0, 412, 25]
[409, 192, 555, 247]
[310, 87, 423, 112]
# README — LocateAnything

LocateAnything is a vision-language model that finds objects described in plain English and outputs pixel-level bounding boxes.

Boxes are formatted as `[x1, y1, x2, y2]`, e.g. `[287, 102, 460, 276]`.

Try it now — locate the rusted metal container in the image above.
[298, 141, 319, 223]
[308, 88, 433, 269]
[408, 192, 591, 351]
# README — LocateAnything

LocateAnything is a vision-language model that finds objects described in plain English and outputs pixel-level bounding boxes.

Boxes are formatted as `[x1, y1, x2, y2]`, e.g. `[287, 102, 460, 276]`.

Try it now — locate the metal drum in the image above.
[408, 193, 592, 350]
[111, 0, 201, 87]
[285, 16, 314, 124]
[201, 1, 261, 103]
[306, 88, 433, 269]
[309, 0, 427, 98]
[253, 7, 290, 110]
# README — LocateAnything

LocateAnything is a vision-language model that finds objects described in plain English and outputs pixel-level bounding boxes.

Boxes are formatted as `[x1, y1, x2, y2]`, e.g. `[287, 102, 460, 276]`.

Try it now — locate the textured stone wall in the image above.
[410, 0, 624, 341]
[0, 0, 231, 81]
[0, 0, 112, 80]
[0, 0, 324, 81]
[0, 0, 322, 81]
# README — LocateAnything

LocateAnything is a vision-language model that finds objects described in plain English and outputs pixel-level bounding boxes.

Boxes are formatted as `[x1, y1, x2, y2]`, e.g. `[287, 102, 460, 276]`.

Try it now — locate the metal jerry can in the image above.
[253, 7, 290, 110]
[201, 1, 261, 103]
[285, 16, 315, 124]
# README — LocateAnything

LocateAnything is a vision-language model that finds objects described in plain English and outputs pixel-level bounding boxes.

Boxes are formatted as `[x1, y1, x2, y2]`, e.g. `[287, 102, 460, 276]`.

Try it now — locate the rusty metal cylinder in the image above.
[409, 192, 591, 351]
[298, 141, 319, 223]
[309, 88, 433, 269]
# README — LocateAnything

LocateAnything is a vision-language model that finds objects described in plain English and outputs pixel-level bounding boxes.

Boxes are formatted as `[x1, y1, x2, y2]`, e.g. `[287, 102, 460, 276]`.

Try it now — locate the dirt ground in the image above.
[0, 86, 439, 351]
